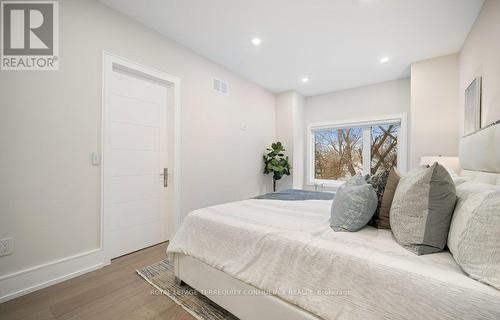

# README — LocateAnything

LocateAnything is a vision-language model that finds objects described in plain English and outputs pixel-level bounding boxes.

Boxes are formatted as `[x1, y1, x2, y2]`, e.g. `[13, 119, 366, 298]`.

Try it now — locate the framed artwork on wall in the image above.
[464, 77, 482, 135]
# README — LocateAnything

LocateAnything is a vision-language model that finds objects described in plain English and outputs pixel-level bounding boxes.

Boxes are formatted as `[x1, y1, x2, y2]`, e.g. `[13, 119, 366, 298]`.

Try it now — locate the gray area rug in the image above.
[137, 260, 238, 320]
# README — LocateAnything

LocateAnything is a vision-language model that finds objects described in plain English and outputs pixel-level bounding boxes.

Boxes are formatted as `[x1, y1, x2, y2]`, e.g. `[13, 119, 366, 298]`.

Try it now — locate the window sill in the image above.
[306, 180, 345, 191]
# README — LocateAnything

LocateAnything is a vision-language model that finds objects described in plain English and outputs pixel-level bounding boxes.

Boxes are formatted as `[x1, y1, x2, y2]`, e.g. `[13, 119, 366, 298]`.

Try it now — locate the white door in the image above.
[104, 64, 170, 259]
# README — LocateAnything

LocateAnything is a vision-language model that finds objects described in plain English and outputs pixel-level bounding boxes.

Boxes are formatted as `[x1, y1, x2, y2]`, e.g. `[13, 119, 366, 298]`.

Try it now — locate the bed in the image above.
[167, 123, 500, 320]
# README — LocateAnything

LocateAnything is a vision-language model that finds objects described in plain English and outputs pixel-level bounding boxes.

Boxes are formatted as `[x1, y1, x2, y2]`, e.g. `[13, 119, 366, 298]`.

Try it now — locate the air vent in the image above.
[213, 78, 229, 95]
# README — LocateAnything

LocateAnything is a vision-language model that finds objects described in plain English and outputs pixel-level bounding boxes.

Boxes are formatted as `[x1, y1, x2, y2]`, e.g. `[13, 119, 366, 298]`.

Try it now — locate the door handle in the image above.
[160, 168, 168, 187]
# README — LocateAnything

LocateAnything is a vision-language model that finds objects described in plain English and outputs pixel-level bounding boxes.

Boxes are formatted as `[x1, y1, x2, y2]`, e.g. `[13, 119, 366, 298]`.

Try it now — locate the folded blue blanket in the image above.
[255, 189, 335, 201]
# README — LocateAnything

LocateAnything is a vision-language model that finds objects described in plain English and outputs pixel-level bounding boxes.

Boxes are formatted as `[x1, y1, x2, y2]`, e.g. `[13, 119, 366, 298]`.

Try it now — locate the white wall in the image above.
[459, 0, 500, 133]
[410, 54, 460, 169]
[305, 79, 410, 124]
[275, 91, 305, 190]
[0, 0, 275, 283]
[292, 94, 305, 189]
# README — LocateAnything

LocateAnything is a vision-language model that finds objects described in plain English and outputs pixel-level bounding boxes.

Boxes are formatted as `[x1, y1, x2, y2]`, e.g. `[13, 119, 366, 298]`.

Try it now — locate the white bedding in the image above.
[167, 199, 500, 320]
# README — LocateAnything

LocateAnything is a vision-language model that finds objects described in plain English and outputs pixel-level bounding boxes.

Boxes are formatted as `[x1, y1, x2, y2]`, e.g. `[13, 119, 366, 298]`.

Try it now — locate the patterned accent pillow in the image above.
[365, 169, 391, 227]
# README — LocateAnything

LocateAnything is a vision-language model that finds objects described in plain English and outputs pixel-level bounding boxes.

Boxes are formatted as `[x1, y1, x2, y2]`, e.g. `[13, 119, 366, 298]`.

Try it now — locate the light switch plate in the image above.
[91, 152, 100, 166]
[0, 237, 13, 256]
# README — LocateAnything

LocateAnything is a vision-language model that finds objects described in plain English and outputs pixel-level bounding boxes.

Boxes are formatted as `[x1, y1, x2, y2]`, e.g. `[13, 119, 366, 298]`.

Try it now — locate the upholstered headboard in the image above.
[459, 122, 500, 186]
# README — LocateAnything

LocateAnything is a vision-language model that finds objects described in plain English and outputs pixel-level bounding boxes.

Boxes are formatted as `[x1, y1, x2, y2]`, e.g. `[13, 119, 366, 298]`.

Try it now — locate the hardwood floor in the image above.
[0, 243, 195, 320]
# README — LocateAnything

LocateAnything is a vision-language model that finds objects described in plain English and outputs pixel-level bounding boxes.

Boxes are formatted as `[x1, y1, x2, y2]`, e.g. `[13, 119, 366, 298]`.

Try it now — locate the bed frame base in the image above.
[173, 253, 321, 320]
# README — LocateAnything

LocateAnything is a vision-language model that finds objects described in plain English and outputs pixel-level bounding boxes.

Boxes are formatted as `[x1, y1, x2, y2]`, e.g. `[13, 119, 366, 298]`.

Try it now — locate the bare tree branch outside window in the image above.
[370, 124, 399, 174]
[314, 124, 399, 180]
[314, 127, 363, 180]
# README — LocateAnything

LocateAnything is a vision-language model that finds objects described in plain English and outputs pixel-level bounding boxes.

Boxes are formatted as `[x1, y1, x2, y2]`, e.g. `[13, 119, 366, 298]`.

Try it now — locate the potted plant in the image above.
[263, 142, 291, 192]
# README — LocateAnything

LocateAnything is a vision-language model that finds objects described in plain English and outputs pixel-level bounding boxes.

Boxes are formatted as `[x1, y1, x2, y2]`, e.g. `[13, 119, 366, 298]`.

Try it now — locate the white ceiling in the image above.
[99, 0, 484, 96]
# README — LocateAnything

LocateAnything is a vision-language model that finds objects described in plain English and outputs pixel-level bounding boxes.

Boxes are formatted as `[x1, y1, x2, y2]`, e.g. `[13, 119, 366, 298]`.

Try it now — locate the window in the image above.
[314, 127, 364, 180]
[309, 115, 406, 184]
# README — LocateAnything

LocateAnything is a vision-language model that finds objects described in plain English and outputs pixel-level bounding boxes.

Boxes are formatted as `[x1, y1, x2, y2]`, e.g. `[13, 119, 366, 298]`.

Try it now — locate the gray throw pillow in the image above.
[330, 174, 378, 232]
[390, 163, 457, 255]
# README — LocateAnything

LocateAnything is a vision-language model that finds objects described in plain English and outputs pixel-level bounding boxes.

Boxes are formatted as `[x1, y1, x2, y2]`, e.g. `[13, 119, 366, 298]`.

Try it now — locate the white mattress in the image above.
[167, 199, 500, 320]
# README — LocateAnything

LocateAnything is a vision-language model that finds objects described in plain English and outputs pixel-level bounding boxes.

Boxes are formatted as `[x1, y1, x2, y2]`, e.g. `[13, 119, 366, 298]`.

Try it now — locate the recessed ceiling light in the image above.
[380, 57, 390, 64]
[251, 38, 261, 46]
[301, 77, 309, 83]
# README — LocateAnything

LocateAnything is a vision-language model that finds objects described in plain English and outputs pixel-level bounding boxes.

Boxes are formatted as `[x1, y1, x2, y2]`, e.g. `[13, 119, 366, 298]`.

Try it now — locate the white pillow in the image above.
[448, 181, 500, 289]
[446, 169, 467, 186]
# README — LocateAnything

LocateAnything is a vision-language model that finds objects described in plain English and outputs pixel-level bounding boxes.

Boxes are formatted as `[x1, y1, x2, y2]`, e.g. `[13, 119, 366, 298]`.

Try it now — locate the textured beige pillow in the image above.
[448, 182, 500, 289]
[390, 163, 456, 255]
[378, 168, 400, 229]
[448, 182, 498, 255]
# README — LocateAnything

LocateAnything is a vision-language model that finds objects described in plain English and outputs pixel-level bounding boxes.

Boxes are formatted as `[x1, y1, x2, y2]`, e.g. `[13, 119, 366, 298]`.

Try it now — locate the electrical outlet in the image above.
[0, 238, 14, 256]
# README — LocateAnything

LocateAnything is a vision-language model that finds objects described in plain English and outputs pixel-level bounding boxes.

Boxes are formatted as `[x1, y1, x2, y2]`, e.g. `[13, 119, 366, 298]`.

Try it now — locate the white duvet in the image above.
[167, 199, 500, 320]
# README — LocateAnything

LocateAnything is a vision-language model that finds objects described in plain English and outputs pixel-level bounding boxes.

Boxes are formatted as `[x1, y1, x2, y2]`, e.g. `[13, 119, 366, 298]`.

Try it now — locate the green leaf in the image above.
[263, 141, 292, 179]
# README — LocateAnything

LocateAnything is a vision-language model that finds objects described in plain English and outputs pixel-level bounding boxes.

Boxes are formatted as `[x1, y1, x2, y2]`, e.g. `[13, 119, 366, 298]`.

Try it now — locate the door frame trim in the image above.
[101, 51, 181, 262]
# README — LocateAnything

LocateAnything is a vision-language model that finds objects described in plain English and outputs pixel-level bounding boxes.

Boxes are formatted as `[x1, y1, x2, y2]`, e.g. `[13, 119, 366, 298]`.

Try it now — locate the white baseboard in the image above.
[0, 249, 110, 303]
